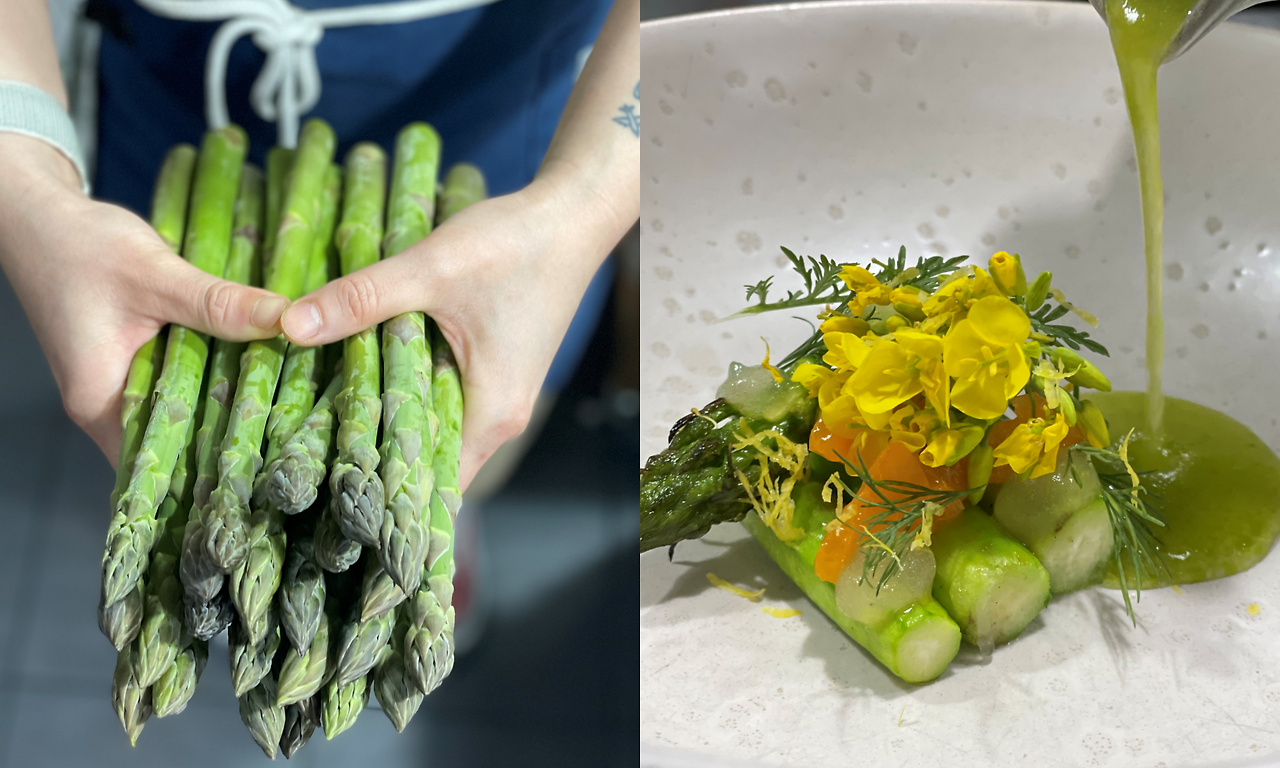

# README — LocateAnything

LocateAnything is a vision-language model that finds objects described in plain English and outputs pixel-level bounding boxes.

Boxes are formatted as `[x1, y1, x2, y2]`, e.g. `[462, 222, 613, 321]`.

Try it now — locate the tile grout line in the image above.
[0, 414, 74, 768]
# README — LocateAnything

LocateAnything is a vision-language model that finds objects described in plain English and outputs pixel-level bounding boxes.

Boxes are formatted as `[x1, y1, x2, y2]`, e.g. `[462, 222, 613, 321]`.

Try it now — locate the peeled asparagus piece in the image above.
[741, 483, 961, 684]
[993, 450, 1114, 594]
[930, 506, 1052, 648]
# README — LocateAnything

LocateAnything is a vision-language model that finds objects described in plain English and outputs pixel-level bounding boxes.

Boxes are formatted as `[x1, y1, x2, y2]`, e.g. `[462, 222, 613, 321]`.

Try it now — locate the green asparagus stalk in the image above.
[374, 610, 423, 732]
[374, 123, 441, 591]
[112, 642, 153, 746]
[277, 610, 331, 705]
[263, 365, 344, 515]
[404, 325, 463, 695]
[230, 606, 282, 697]
[239, 672, 286, 759]
[262, 147, 294, 274]
[98, 583, 143, 651]
[280, 694, 320, 758]
[152, 639, 208, 717]
[992, 449, 1114, 594]
[314, 511, 362, 573]
[329, 143, 388, 569]
[334, 603, 396, 688]
[930, 507, 1052, 648]
[742, 499, 962, 684]
[257, 163, 342, 483]
[181, 163, 264, 614]
[104, 126, 246, 606]
[279, 533, 327, 655]
[358, 557, 406, 623]
[184, 589, 235, 643]
[206, 118, 335, 573]
[109, 142, 195, 510]
[321, 672, 370, 740]
[436, 162, 486, 226]
[136, 373, 205, 686]
[398, 164, 480, 693]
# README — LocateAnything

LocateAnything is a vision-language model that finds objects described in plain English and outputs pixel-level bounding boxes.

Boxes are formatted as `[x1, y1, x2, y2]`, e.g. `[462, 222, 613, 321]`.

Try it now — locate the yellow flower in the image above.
[819, 315, 870, 336]
[1078, 400, 1110, 448]
[988, 251, 1026, 297]
[920, 267, 1002, 333]
[791, 362, 832, 399]
[992, 412, 1070, 478]
[840, 265, 893, 314]
[895, 329, 949, 425]
[943, 295, 1032, 420]
[848, 338, 921, 427]
[822, 394, 868, 437]
[822, 332, 873, 371]
[885, 403, 939, 453]
[759, 338, 783, 383]
[920, 424, 987, 468]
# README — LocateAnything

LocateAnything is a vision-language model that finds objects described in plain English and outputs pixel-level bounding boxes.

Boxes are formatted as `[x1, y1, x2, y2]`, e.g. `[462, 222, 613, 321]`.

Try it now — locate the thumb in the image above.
[278, 255, 429, 345]
[145, 256, 291, 341]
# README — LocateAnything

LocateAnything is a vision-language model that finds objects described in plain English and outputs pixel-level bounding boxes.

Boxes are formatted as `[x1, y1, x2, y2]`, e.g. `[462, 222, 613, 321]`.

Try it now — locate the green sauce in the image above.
[1104, 0, 1198, 435]
[1091, 392, 1280, 585]
[1095, 3, 1280, 584]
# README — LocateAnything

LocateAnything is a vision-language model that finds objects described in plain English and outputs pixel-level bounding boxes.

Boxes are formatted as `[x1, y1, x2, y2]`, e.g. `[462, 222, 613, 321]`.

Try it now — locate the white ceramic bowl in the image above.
[640, 3, 1280, 767]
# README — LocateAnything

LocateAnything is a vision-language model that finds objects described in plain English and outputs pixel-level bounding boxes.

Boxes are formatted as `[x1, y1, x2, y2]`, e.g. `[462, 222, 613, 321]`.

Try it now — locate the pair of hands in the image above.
[0, 134, 623, 491]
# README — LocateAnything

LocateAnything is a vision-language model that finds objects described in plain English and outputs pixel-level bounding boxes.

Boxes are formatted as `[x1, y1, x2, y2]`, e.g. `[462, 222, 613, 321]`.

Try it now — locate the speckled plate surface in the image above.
[639, 3, 1280, 766]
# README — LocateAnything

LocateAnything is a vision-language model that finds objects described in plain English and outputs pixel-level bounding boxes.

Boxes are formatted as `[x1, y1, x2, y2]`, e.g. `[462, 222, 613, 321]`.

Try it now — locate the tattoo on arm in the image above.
[613, 82, 640, 138]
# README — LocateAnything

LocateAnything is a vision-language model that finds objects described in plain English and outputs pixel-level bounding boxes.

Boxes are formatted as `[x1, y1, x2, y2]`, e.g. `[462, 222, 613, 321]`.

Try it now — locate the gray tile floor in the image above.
[0, 272, 638, 767]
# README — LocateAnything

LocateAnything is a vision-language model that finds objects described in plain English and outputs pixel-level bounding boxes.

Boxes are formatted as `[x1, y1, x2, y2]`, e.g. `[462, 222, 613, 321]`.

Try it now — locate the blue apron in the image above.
[93, 0, 614, 392]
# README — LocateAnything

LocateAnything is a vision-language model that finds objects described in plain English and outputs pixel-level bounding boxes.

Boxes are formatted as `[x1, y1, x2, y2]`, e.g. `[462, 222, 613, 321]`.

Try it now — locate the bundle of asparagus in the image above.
[101, 118, 483, 756]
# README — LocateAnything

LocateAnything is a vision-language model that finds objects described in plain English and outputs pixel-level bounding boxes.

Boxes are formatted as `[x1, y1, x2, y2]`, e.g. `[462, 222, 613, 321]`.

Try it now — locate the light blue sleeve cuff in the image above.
[0, 81, 91, 195]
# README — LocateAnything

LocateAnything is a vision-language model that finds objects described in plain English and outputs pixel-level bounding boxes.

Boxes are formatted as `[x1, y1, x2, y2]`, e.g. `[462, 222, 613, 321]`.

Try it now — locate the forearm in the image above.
[535, 0, 640, 262]
[0, 0, 66, 104]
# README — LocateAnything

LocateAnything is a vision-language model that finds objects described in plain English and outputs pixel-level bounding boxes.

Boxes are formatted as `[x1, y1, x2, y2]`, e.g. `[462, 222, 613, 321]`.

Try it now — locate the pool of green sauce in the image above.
[1090, 392, 1280, 586]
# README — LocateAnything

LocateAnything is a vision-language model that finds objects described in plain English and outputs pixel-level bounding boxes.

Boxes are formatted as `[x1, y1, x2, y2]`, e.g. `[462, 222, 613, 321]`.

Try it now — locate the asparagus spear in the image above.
[136, 377, 204, 686]
[152, 639, 208, 718]
[184, 589, 236, 642]
[262, 147, 294, 275]
[279, 532, 327, 656]
[436, 162, 485, 224]
[230, 605, 282, 696]
[334, 602, 396, 688]
[374, 609, 423, 732]
[741, 493, 962, 683]
[180, 164, 265, 616]
[399, 166, 481, 695]
[240, 672, 286, 759]
[404, 328, 462, 695]
[992, 450, 1114, 594]
[280, 694, 320, 758]
[111, 642, 153, 746]
[321, 673, 370, 740]
[314, 511, 362, 573]
[329, 144, 388, 555]
[108, 142, 194, 512]
[98, 583, 144, 652]
[277, 609, 331, 705]
[930, 506, 1052, 648]
[374, 124, 441, 589]
[206, 118, 335, 573]
[103, 126, 246, 606]
[257, 164, 342, 485]
[263, 365, 345, 516]
[358, 557, 406, 623]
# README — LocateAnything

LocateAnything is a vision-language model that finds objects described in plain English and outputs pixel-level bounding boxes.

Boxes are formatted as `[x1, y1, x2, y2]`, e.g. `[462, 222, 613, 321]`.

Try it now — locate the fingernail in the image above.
[284, 302, 323, 340]
[251, 296, 289, 330]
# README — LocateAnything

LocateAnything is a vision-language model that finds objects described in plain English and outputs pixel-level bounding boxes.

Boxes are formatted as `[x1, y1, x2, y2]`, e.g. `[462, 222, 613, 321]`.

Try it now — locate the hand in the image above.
[279, 173, 626, 492]
[0, 134, 290, 464]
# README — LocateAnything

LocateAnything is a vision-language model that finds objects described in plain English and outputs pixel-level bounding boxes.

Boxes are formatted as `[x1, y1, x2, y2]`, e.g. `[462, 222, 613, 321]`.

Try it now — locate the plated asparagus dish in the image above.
[102, 118, 475, 755]
[640, 248, 1170, 683]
